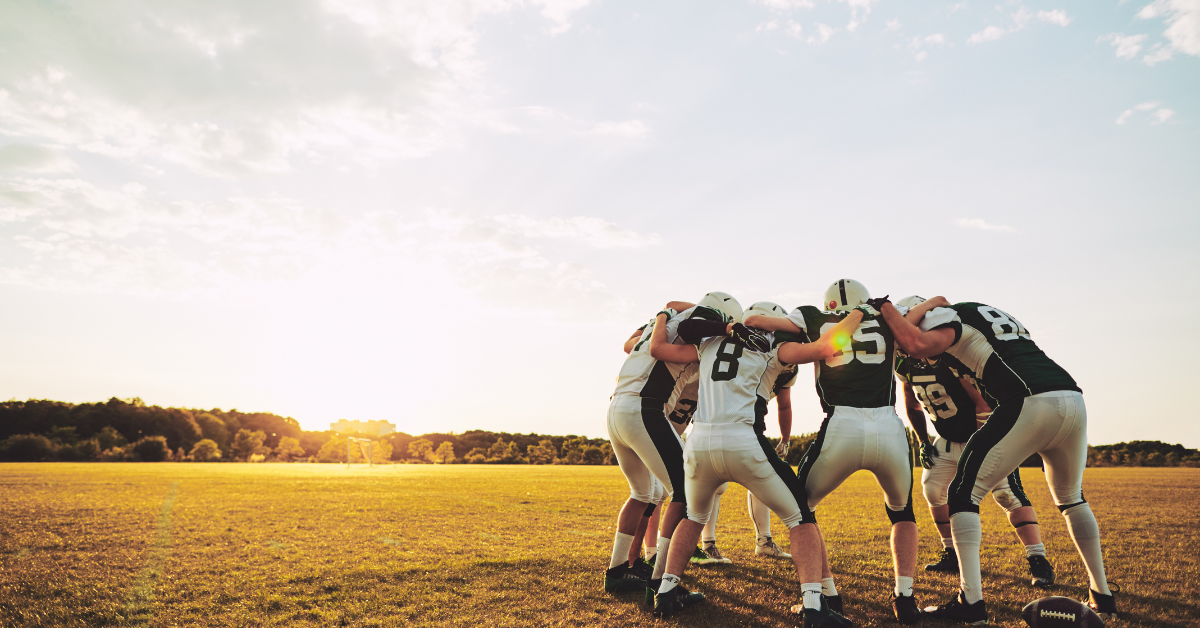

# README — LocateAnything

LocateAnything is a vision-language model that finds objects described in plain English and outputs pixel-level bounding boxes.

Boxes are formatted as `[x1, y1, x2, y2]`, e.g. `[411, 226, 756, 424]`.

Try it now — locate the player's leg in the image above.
[643, 479, 665, 562]
[604, 400, 656, 591]
[796, 412, 860, 613]
[990, 469, 1053, 587]
[867, 408, 920, 624]
[927, 396, 1053, 621]
[696, 482, 731, 564]
[922, 438, 959, 573]
[1036, 392, 1114, 617]
[654, 428, 722, 617]
[624, 399, 689, 583]
[748, 489, 789, 558]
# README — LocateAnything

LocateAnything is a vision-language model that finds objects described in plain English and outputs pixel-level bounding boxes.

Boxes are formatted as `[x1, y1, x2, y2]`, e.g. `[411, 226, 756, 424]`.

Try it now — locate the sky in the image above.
[0, 0, 1196, 447]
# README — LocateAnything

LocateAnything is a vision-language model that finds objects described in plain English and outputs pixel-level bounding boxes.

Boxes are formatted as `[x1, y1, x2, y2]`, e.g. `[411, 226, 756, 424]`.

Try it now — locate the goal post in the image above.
[346, 437, 373, 468]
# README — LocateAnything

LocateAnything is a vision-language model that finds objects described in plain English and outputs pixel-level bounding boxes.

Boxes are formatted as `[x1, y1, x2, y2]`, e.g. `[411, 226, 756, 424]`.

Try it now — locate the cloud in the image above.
[1037, 10, 1071, 26]
[954, 218, 1017, 233]
[1137, 0, 1200, 58]
[0, 144, 76, 174]
[968, 25, 1008, 44]
[751, 0, 815, 9]
[908, 33, 946, 61]
[1099, 33, 1149, 59]
[1115, 101, 1175, 124]
[886, 18, 901, 32]
[808, 23, 836, 45]
[1143, 43, 1175, 64]
[838, 0, 881, 31]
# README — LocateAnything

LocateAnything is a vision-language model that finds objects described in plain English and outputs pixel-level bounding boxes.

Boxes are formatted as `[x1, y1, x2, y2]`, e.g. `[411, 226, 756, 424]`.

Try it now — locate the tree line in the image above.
[1, 398, 1196, 467]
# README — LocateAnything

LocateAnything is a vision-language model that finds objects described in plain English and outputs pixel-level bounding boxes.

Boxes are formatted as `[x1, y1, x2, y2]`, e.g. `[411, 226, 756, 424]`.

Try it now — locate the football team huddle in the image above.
[602, 280, 1116, 626]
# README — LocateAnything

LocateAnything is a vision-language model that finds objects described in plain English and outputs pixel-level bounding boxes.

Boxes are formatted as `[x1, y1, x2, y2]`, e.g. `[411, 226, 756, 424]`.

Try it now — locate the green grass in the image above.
[1, 464, 1197, 627]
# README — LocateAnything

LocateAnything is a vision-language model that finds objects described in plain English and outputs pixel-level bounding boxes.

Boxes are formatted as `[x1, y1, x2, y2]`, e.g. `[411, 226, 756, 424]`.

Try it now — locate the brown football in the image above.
[1021, 596, 1104, 628]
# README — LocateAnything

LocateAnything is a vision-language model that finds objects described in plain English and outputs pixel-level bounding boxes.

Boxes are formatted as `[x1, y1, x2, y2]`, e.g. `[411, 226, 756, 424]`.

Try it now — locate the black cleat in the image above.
[923, 591, 988, 625]
[653, 583, 705, 617]
[893, 593, 921, 625]
[630, 558, 653, 580]
[603, 563, 646, 593]
[645, 578, 660, 605]
[1088, 588, 1118, 620]
[925, 547, 959, 574]
[1027, 555, 1055, 588]
[826, 594, 844, 615]
[802, 598, 856, 628]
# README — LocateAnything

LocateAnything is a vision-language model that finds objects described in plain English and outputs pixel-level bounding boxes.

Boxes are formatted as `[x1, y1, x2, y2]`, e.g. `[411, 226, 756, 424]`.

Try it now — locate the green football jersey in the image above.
[785, 305, 897, 413]
[920, 302, 1080, 402]
[895, 354, 979, 443]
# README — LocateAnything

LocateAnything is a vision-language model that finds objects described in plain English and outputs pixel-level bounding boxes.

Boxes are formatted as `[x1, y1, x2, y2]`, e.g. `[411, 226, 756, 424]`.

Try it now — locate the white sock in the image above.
[609, 532, 634, 569]
[822, 577, 837, 596]
[802, 583, 823, 610]
[941, 536, 954, 549]
[894, 575, 913, 597]
[951, 511, 984, 604]
[646, 547, 658, 560]
[1024, 542, 1046, 558]
[659, 574, 680, 594]
[1063, 504, 1110, 595]
[652, 536, 671, 579]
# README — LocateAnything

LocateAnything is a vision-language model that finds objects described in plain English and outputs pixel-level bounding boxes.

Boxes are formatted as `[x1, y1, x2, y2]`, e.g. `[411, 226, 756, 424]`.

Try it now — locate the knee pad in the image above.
[1057, 500, 1087, 513]
[630, 489, 653, 503]
[687, 508, 710, 526]
[991, 488, 1022, 513]
[922, 480, 948, 508]
[886, 498, 916, 525]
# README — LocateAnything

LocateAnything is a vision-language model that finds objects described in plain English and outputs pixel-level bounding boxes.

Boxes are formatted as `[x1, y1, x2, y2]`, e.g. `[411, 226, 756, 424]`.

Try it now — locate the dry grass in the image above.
[0, 463, 1197, 627]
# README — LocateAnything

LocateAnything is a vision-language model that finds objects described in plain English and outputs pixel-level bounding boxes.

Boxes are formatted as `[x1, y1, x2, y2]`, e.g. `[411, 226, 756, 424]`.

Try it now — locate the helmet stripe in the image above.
[838, 279, 847, 306]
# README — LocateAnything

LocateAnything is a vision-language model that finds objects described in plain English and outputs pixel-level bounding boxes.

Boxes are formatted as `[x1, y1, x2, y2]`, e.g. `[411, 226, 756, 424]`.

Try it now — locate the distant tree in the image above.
[70, 439, 102, 461]
[371, 439, 393, 464]
[46, 426, 79, 445]
[408, 438, 434, 462]
[131, 436, 171, 462]
[527, 440, 558, 465]
[0, 434, 57, 461]
[101, 446, 129, 461]
[190, 439, 222, 462]
[582, 445, 605, 465]
[275, 436, 306, 462]
[434, 441, 457, 464]
[193, 413, 231, 451]
[316, 437, 346, 463]
[231, 429, 268, 461]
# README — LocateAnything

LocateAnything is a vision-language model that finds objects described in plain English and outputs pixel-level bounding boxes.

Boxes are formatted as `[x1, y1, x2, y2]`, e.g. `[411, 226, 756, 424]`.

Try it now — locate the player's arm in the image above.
[879, 302, 955, 359]
[903, 296, 950, 324]
[774, 387, 793, 457]
[623, 326, 646, 354]
[900, 376, 939, 469]
[649, 312, 699, 364]
[664, 301, 695, 312]
[959, 376, 993, 428]
[744, 314, 801, 333]
[777, 308, 865, 365]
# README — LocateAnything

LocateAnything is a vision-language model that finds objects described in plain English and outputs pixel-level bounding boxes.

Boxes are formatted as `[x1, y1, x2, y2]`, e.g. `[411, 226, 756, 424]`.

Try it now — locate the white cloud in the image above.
[968, 25, 1008, 44]
[886, 18, 901, 32]
[954, 218, 1017, 233]
[0, 144, 76, 174]
[908, 34, 946, 61]
[808, 23, 836, 45]
[758, 19, 780, 31]
[1143, 43, 1176, 64]
[1116, 101, 1175, 124]
[1138, 0, 1200, 58]
[1099, 33, 1149, 59]
[751, 0, 815, 9]
[1037, 10, 1071, 26]
[838, 0, 880, 31]
[786, 20, 804, 38]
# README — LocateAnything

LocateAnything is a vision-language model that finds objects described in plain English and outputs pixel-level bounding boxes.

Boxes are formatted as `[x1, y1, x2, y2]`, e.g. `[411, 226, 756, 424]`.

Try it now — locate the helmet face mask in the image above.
[697, 291, 744, 323]
[823, 279, 870, 312]
[744, 301, 787, 320]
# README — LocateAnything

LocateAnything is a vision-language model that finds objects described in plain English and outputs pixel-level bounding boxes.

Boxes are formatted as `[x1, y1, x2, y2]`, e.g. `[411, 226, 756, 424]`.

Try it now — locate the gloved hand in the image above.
[730, 323, 771, 353]
[853, 304, 879, 319]
[920, 440, 939, 469]
[776, 439, 789, 458]
[865, 295, 891, 311]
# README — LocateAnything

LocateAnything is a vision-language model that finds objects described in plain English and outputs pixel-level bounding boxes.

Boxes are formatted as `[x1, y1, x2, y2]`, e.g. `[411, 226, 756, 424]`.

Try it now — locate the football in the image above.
[1021, 596, 1104, 628]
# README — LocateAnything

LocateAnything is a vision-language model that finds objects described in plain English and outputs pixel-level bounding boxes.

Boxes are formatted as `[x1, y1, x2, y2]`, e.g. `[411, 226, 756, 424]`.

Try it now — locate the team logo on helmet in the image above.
[828, 300, 837, 310]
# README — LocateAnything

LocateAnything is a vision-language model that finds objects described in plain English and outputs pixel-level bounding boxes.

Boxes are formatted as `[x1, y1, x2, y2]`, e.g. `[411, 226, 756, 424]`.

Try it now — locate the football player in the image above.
[648, 302, 866, 627]
[602, 294, 743, 594]
[894, 297, 1055, 589]
[878, 297, 1116, 622]
[747, 280, 939, 625]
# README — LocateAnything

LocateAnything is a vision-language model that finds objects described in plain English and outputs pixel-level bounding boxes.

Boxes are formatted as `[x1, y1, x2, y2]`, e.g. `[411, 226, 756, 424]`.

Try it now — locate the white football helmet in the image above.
[697, 291, 743, 323]
[896, 295, 926, 309]
[745, 301, 787, 319]
[822, 279, 870, 312]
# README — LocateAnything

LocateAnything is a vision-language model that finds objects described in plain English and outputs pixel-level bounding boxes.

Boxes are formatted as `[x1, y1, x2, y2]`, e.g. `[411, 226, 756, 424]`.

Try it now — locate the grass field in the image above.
[1, 464, 1197, 627]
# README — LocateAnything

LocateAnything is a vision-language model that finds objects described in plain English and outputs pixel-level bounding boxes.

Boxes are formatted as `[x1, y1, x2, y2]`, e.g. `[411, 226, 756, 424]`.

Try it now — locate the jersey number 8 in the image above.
[978, 306, 1030, 342]
[819, 320, 886, 368]
[711, 339, 744, 382]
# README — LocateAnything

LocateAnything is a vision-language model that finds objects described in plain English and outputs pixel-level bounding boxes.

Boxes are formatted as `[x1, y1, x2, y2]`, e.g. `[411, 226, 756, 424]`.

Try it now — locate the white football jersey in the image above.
[693, 332, 779, 426]
[612, 307, 707, 402]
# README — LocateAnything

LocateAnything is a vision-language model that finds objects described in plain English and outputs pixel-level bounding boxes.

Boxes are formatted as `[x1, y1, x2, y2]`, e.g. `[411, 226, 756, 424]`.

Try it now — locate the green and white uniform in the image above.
[607, 305, 727, 505]
[896, 355, 1032, 512]
[785, 306, 915, 522]
[919, 303, 1085, 514]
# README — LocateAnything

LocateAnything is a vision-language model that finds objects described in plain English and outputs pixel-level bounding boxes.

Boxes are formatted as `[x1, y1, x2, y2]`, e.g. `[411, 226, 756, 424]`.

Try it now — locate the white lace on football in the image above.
[1040, 609, 1076, 621]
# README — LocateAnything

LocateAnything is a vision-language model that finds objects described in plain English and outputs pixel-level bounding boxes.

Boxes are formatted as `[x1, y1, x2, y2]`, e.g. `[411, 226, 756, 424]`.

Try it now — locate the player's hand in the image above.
[865, 295, 891, 311]
[920, 441, 938, 469]
[775, 439, 789, 457]
[853, 304, 879, 319]
[730, 323, 770, 352]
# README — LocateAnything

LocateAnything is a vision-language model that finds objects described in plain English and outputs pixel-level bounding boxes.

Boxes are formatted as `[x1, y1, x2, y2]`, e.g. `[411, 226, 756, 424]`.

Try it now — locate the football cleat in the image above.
[646, 552, 657, 567]
[802, 597, 856, 628]
[630, 558, 653, 580]
[690, 545, 717, 565]
[603, 563, 646, 593]
[923, 591, 988, 625]
[925, 546, 959, 574]
[645, 578, 660, 605]
[1027, 555, 1055, 588]
[701, 542, 732, 564]
[892, 593, 921, 625]
[755, 537, 791, 559]
[1087, 588, 1118, 621]
[791, 595, 843, 617]
[653, 583, 705, 617]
